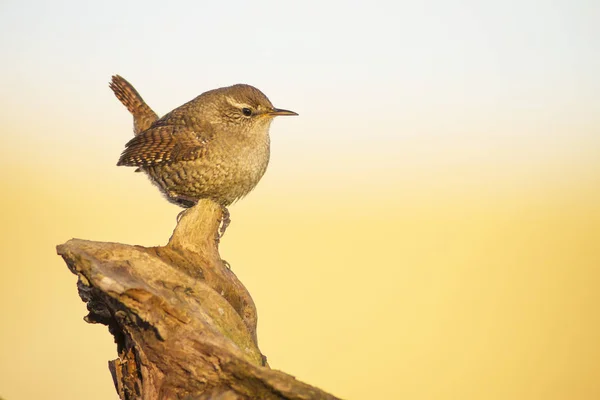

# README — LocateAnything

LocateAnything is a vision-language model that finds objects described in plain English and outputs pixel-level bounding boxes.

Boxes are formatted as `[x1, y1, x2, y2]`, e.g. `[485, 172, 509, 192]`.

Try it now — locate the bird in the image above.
[110, 75, 297, 235]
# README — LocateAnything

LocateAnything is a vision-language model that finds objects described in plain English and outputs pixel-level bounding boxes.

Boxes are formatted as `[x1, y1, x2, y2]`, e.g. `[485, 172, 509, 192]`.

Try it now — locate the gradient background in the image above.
[1, 1, 599, 399]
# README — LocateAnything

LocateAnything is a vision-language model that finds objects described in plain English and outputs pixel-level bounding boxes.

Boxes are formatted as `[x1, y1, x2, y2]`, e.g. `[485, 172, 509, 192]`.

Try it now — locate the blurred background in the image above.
[1, 0, 599, 399]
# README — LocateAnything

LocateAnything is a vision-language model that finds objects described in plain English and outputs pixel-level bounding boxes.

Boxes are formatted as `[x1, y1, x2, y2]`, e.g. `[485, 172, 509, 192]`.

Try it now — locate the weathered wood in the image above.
[57, 199, 339, 400]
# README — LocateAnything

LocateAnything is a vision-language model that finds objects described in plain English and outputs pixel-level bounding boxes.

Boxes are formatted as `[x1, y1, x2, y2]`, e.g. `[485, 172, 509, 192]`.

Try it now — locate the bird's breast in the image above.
[145, 134, 270, 205]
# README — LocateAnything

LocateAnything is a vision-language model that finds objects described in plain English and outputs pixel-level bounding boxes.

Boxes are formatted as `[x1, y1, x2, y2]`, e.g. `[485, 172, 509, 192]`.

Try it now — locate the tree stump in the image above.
[57, 199, 340, 400]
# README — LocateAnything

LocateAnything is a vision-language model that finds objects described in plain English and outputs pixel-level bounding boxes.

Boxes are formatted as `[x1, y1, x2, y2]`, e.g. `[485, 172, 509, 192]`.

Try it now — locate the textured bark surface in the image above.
[57, 199, 339, 400]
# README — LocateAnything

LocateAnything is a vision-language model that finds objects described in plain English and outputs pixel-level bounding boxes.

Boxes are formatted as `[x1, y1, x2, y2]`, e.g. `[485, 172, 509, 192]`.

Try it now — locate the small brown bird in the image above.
[110, 75, 297, 233]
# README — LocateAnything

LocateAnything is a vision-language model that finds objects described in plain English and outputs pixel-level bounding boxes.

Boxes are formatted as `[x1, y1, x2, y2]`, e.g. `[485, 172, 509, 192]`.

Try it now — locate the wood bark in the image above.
[56, 200, 340, 400]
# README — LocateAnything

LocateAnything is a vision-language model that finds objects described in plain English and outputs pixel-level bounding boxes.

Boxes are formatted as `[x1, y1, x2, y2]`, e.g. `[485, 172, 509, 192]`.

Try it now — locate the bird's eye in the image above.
[241, 107, 253, 117]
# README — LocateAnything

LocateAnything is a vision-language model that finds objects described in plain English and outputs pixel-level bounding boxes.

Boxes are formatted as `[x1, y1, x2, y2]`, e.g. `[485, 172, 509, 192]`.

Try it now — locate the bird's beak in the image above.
[269, 108, 298, 116]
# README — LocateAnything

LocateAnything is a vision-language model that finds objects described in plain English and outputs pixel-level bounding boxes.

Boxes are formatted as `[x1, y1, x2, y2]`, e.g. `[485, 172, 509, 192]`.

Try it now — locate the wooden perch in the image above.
[57, 199, 340, 400]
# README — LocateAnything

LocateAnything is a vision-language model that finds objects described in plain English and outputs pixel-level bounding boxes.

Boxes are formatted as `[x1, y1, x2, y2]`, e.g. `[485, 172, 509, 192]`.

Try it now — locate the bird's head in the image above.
[202, 84, 297, 135]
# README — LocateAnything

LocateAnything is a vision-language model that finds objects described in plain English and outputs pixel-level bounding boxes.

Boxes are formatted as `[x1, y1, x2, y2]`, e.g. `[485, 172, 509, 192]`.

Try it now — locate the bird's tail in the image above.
[109, 75, 159, 135]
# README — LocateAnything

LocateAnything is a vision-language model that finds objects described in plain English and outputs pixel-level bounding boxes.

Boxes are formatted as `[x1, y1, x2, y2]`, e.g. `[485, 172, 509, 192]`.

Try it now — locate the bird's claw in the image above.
[218, 207, 231, 239]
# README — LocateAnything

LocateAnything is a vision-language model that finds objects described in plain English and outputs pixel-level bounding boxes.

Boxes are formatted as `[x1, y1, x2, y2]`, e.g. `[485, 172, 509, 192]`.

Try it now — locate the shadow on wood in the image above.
[56, 199, 340, 400]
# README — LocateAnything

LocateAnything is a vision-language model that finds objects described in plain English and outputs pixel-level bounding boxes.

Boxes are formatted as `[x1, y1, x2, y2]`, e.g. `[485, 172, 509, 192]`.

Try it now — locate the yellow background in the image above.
[1, 1, 599, 399]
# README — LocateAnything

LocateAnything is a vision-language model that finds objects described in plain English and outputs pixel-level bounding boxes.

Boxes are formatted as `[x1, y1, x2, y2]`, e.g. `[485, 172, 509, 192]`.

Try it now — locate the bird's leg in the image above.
[218, 206, 231, 239]
[216, 207, 231, 267]
[168, 192, 197, 223]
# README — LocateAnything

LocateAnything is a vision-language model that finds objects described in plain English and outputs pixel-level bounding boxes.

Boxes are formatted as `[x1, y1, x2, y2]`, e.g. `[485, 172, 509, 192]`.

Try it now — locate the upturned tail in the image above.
[109, 75, 159, 135]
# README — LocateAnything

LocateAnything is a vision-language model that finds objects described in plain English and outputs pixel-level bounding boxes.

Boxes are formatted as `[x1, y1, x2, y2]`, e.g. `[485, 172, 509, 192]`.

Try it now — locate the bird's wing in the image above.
[117, 124, 213, 167]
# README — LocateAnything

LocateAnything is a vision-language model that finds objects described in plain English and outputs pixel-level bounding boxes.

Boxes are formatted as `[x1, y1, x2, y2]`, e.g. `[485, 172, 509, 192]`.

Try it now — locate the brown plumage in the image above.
[117, 125, 212, 167]
[110, 76, 297, 209]
[109, 75, 158, 135]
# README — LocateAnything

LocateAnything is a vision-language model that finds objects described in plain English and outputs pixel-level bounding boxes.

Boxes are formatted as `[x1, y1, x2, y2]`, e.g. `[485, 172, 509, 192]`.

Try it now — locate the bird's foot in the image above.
[176, 208, 188, 223]
[218, 206, 231, 240]
[221, 259, 231, 270]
